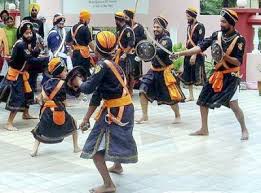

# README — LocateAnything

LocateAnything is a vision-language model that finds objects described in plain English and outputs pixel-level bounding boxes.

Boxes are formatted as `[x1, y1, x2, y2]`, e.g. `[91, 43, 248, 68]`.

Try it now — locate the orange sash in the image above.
[186, 23, 205, 56]
[95, 60, 132, 126]
[73, 45, 90, 59]
[41, 80, 65, 125]
[71, 24, 94, 64]
[209, 32, 241, 93]
[103, 95, 132, 108]
[209, 66, 240, 93]
[151, 65, 183, 101]
[6, 67, 32, 93]
[186, 23, 199, 47]
[214, 32, 239, 70]
[114, 48, 122, 65]
[114, 27, 134, 65]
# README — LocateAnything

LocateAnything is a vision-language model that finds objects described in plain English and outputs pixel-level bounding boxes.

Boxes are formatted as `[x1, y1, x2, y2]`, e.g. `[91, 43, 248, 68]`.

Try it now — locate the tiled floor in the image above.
[0, 88, 260, 193]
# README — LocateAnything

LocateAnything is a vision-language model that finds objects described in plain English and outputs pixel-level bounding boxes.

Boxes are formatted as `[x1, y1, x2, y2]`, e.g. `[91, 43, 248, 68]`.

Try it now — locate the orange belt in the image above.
[95, 94, 132, 126]
[73, 45, 95, 65]
[73, 45, 90, 58]
[40, 100, 57, 114]
[151, 65, 183, 101]
[6, 67, 32, 93]
[209, 66, 240, 93]
[41, 100, 65, 125]
[43, 100, 57, 108]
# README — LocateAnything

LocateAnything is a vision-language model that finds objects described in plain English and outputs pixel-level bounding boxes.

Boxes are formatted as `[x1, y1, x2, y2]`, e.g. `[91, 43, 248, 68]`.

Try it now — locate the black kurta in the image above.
[197, 30, 245, 109]
[180, 22, 206, 85]
[32, 78, 77, 144]
[66, 23, 92, 76]
[80, 59, 138, 163]
[139, 33, 185, 105]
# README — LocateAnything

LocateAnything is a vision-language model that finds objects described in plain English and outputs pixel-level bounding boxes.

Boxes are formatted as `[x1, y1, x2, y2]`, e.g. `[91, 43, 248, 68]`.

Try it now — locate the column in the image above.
[252, 24, 261, 54]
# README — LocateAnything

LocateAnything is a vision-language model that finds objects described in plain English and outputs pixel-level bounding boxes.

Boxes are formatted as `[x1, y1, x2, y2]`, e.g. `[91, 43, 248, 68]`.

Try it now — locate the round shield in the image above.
[65, 66, 88, 98]
[135, 40, 156, 62]
[66, 66, 88, 83]
[211, 43, 224, 63]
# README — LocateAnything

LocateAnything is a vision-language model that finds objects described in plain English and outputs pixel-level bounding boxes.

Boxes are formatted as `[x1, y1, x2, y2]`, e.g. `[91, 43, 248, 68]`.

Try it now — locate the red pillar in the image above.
[231, 8, 261, 81]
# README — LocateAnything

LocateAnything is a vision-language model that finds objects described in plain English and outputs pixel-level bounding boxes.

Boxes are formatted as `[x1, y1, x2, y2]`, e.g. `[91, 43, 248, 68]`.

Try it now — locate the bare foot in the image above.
[108, 165, 123, 175]
[30, 151, 38, 157]
[22, 114, 38, 120]
[173, 117, 181, 124]
[135, 116, 148, 124]
[73, 147, 82, 153]
[185, 97, 194, 102]
[241, 130, 249, 141]
[189, 129, 209, 136]
[89, 184, 116, 193]
[4, 124, 18, 131]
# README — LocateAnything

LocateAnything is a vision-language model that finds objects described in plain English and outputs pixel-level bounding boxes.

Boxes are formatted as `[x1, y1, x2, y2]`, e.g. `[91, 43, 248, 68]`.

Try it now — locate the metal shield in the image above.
[211, 42, 224, 63]
[135, 40, 156, 62]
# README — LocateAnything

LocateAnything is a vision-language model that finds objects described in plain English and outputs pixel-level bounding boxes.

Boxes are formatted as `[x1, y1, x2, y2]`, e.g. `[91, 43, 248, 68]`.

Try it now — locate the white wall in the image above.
[36, 0, 220, 49]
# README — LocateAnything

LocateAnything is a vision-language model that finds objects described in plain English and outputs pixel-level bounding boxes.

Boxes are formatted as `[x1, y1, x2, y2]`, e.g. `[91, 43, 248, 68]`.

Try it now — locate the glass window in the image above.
[0, 0, 17, 10]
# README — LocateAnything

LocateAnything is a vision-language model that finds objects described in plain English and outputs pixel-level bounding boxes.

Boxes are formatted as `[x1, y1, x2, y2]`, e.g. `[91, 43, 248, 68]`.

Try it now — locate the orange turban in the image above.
[80, 9, 91, 22]
[95, 31, 117, 54]
[48, 57, 66, 75]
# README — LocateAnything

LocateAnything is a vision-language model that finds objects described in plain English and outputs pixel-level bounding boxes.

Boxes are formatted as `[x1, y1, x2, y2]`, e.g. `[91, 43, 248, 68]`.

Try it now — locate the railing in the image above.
[252, 24, 261, 54]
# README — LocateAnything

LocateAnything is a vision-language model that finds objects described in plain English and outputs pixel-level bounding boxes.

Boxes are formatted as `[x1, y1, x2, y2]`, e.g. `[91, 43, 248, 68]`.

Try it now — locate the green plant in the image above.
[91, 26, 117, 34]
[205, 59, 215, 78]
[200, 0, 237, 15]
[172, 42, 186, 71]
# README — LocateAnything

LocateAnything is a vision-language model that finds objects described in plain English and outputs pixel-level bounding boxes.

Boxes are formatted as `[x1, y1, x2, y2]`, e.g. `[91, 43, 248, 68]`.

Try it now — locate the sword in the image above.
[143, 27, 173, 55]
[133, 0, 174, 58]
[134, 0, 139, 14]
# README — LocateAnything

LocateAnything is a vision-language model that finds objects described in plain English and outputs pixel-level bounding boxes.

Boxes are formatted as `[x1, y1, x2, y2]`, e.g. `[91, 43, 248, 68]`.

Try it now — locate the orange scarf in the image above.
[209, 66, 240, 93]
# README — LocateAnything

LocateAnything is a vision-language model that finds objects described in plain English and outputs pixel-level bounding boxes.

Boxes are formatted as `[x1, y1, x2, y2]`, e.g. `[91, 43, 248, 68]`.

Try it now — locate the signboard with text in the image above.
[63, 0, 149, 14]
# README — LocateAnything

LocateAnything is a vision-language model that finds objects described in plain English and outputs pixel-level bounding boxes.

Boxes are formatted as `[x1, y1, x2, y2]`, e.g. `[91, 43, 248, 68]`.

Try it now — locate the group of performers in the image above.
[0, 2, 249, 193]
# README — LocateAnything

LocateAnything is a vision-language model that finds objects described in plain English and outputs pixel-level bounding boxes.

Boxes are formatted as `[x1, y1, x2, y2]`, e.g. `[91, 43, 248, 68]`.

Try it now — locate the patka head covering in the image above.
[20, 21, 33, 35]
[95, 31, 117, 55]
[48, 57, 66, 76]
[220, 8, 238, 26]
[186, 7, 198, 18]
[153, 16, 168, 29]
[124, 9, 135, 19]
[29, 3, 40, 13]
[80, 9, 91, 22]
[53, 13, 65, 26]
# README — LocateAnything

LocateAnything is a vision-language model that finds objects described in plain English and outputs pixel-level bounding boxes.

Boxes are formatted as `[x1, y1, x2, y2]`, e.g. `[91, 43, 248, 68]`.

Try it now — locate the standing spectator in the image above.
[0, 10, 9, 27]
[0, 21, 48, 131]
[0, 28, 9, 81]
[66, 10, 94, 77]
[3, 16, 17, 53]
[18, 3, 44, 39]
[18, 3, 45, 92]
[179, 7, 206, 101]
